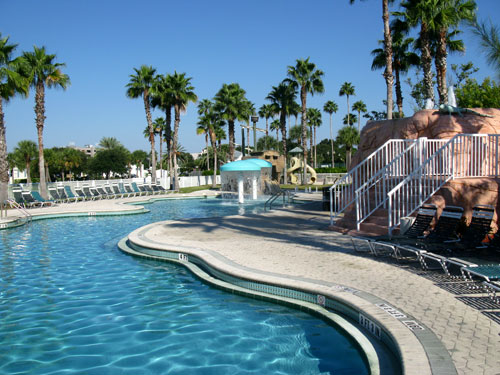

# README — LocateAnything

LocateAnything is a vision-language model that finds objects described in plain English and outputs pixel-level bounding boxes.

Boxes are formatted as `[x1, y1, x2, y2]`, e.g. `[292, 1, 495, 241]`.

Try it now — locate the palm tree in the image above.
[214, 83, 248, 161]
[371, 19, 420, 117]
[323, 100, 338, 168]
[197, 99, 225, 188]
[434, 0, 476, 104]
[98, 136, 123, 150]
[131, 150, 149, 178]
[339, 82, 355, 125]
[471, 19, 500, 80]
[196, 119, 211, 171]
[343, 113, 358, 126]
[270, 119, 281, 142]
[151, 73, 174, 183]
[13, 140, 37, 183]
[126, 65, 157, 182]
[258, 103, 274, 139]
[350, 0, 395, 119]
[287, 57, 324, 183]
[0, 33, 27, 211]
[169, 71, 197, 191]
[20, 46, 69, 197]
[306, 108, 321, 168]
[152, 117, 166, 176]
[266, 80, 297, 184]
[337, 126, 360, 170]
[243, 100, 255, 152]
[352, 100, 367, 132]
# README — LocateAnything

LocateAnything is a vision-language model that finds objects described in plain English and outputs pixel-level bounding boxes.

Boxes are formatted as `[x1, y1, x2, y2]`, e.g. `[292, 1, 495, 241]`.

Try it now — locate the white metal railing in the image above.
[329, 139, 417, 225]
[5, 199, 32, 223]
[354, 138, 449, 230]
[387, 134, 500, 235]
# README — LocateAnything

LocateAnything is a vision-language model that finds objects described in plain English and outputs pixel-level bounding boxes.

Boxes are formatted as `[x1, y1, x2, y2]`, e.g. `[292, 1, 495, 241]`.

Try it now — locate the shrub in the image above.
[315, 167, 347, 173]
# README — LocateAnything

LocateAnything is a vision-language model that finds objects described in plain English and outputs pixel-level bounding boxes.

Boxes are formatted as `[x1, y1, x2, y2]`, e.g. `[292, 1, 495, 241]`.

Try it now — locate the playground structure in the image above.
[287, 157, 317, 185]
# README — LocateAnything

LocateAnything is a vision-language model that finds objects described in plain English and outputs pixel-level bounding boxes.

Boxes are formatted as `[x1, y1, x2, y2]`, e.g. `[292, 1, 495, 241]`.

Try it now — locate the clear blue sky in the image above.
[2, 0, 500, 154]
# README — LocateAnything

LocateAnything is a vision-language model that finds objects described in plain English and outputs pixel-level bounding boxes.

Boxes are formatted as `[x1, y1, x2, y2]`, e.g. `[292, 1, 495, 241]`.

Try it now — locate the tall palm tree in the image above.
[13, 140, 37, 183]
[243, 100, 255, 152]
[151, 73, 174, 183]
[152, 117, 166, 175]
[20, 46, 69, 197]
[258, 103, 274, 139]
[434, 0, 476, 104]
[197, 99, 225, 188]
[306, 108, 321, 168]
[270, 119, 281, 142]
[371, 19, 420, 117]
[337, 125, 360, 170]
[352, 100, 367, 132]
[126, 65, 157, 182]
[196, 119, 211, 171]
[339, 82, 355, 125]
[287, 57, 324, 183]
[214, 83, 248, 161]
[471, 18, 500, 80]
[266, 80, 297, 184]
[350, 0, 395, 119]
[343, 113, 358, 125]
[323, 100, 338, 168]
[169, 71, 197, 191]
[0, 34, 27, 211]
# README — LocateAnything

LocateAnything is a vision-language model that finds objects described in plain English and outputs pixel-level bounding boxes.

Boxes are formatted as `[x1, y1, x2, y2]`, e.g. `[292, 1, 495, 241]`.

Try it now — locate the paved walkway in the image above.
[127, 203, 500, 375]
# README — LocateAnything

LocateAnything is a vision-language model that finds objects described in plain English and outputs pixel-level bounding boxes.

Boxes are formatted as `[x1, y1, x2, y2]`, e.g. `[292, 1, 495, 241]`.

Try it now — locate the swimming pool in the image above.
[0, 198, 370, 374]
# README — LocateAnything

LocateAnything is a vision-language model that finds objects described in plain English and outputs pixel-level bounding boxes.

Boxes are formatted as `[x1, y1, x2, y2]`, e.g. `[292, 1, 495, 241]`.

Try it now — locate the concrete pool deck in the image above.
[3, 191, 500, 374]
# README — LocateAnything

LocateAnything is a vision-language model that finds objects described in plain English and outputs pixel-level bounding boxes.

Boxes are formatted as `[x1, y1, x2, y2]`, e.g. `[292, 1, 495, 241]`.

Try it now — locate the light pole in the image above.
[251, 115, 259, 151]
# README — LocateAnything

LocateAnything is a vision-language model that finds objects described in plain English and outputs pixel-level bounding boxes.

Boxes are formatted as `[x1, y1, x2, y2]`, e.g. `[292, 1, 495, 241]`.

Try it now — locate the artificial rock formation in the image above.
[337, 109, 500, 235]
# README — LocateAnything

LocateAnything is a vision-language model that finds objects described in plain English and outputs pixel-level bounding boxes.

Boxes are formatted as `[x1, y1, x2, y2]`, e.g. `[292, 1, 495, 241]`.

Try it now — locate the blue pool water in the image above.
[0, 198, 369, 374]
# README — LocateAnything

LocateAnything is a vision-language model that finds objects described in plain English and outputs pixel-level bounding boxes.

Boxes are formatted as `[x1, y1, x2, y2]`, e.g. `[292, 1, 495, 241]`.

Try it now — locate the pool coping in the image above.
[122, 218, 445, 375]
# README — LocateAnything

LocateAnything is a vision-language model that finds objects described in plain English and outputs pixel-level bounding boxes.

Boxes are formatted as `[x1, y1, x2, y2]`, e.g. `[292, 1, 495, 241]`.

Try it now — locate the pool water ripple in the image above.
[0, 198, 370, 374]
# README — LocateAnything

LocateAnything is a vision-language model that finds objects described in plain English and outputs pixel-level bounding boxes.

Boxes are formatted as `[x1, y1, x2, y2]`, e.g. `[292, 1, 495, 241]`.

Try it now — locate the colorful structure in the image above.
[220, 159, 272, 203]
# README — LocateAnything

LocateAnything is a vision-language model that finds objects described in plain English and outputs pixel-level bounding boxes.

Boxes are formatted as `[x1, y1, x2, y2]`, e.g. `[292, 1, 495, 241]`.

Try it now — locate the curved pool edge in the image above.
[117, 236, 382, 375]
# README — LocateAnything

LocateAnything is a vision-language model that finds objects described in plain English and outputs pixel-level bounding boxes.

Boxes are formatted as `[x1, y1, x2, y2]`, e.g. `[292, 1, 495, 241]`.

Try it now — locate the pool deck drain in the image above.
[125, 203, 500, 375]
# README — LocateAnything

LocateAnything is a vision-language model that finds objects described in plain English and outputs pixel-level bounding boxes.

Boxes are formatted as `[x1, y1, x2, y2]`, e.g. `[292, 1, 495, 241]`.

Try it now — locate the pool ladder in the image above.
[4, 199, 32, 224]
[264, 190, 292, 211]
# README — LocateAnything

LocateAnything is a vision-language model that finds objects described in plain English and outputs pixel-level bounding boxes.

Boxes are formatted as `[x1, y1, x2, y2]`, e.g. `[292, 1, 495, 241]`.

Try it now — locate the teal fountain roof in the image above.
[220, 158, 272, 172]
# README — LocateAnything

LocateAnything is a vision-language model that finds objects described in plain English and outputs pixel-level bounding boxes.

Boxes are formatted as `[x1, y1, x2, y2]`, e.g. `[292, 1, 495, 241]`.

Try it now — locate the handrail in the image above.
[264, 190, 291, 211]
[387, 134, 500, 235]
[5, 199, 32, 223]
[329, 139, 417, 225]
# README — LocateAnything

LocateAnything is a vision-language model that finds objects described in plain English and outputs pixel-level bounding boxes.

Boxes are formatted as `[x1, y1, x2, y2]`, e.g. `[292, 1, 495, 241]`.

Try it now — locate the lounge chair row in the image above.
[12, 182, 168, 207]
[351, 203, 500, 305]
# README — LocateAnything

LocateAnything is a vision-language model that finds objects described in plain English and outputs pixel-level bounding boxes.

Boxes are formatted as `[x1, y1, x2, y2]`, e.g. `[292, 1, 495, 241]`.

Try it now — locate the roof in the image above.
[220, 158, 272, 172]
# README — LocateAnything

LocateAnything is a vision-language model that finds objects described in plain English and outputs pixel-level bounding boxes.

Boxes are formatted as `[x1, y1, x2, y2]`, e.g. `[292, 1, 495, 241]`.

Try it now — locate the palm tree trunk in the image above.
[246, 123, 250, 153]
[210, 130, 217, 188]
[0, 98, 8, 216]
[347, 147, 352, 170]
[228, 120, 235, 161]
[436, 27, 448, 105]
[329, 113, 334, 168]
[280, 111, 288, 184]
[420, 23, 435, 104]
[35, 80, 47, 198]
[159, 129, 163, 178]
[309, 126, 313, 166]
[357, 110, 361, 132]
[205, 134, 210, 171]
[395, 68, 403, 117]
[313, 126, 317, 169]
[347, 95, 350, 125]
[26, 159, 31, 184]
[382, 0, 394, 120]
[143, 91, 156, 184]
[300, 86, 308, 184]
[265, 118, 269, 138]
[165, 109, 173, 189]
[173, 105, 181, 191]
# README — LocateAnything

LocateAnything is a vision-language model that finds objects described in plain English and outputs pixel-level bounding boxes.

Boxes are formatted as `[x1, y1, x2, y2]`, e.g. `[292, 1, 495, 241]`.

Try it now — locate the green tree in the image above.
[352, 100, 367, 132]
[266, 80, 298, 184]
[256, 135, 279, 151]
[287, 57, 324, 182]
[455, 77, 500, 107]
[343, 113, 358, 125]
[258, 103, 274, 139]
[0, 34, 27, 208]
[337, 126, 360, 170]
[270, 119, 280, 142]
[90, 148, 129, 179]
[339, 82, 355, 125]
[20, 46, 70, 197]
[471, 19, 500, 80]
[126, 65, 157, 183]
[98, 136, 123, 150]
[152, 117, 166, 176]
[131, 149, 149, 178]
[323, 100, 338, 168]
[350, 0, 395, 119]
[13, 140, 37, 183]
[61, 147, 86, 181]
[306, 108, 321, 168]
